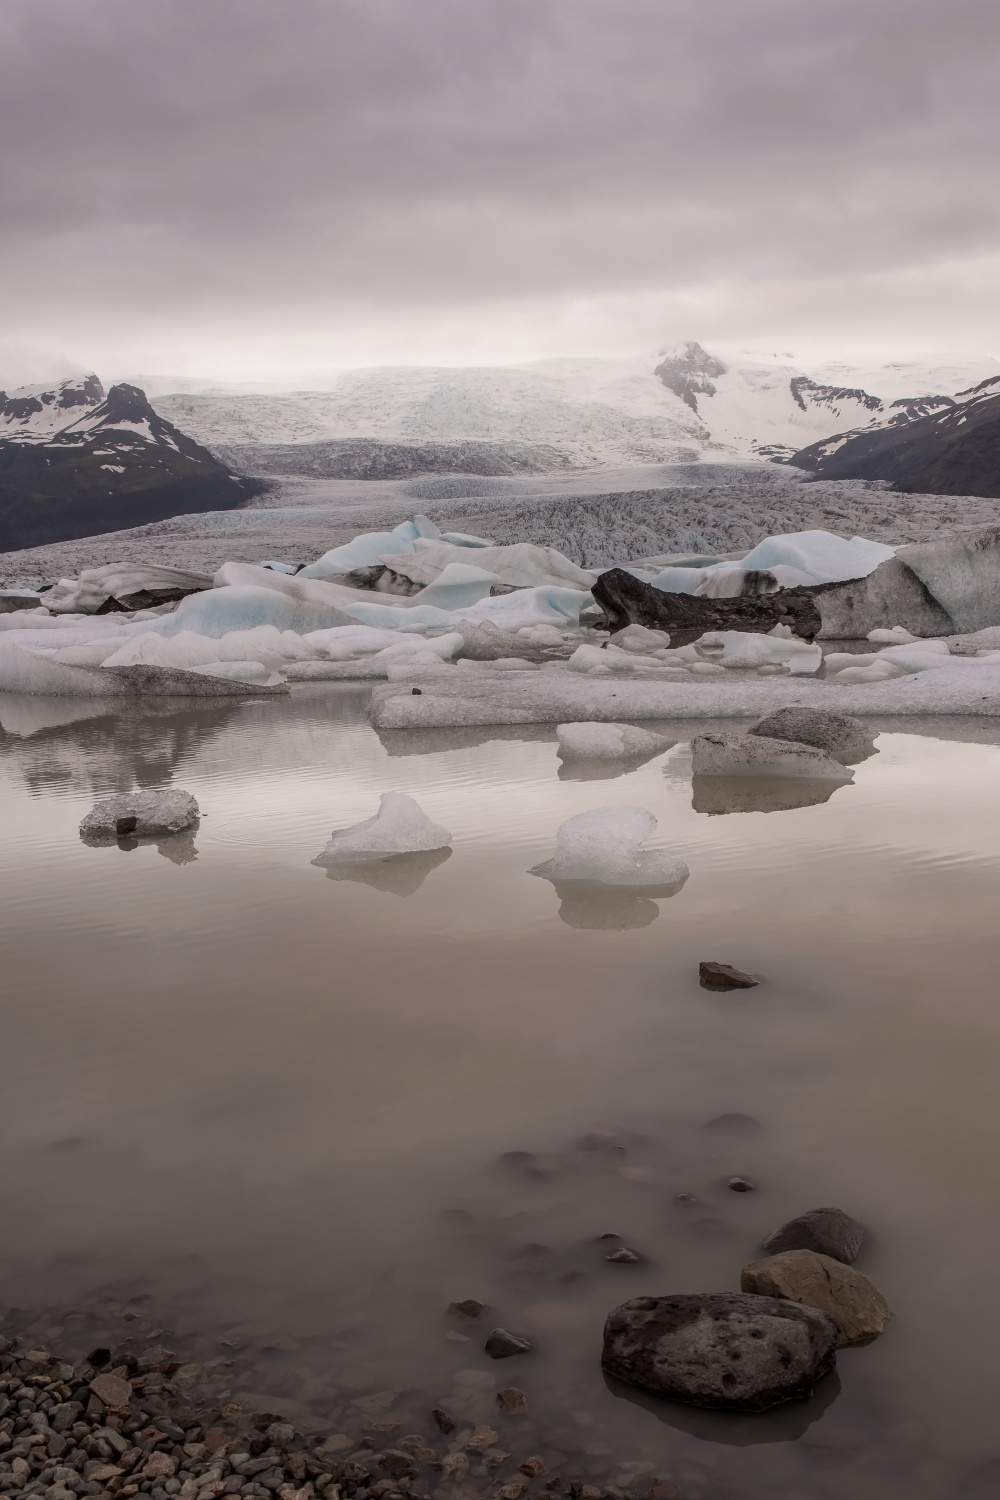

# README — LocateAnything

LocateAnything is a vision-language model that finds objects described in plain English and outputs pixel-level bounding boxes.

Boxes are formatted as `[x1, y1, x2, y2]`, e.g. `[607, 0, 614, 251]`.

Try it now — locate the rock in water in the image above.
[691, 731, 854, 782]
[763, 1207, 865, 1264]
[699, 961, 758, 990]
[602, 1293, 838, 1411]
[748, 707, 876, 762]
[741, 1250, 891, 1345]
[591, 568, 824, 645]
[80, 790, 199, 842]
[485, 1328, 533, 1358]
[313, 791, 452, 865]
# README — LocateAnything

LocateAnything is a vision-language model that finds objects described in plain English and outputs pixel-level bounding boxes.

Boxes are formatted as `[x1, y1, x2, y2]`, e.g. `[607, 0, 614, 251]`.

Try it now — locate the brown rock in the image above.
[643, 1482, 680, 1500]
[496, 1484, 526, 1500]
[741, 1248, 892, 1345]
[442, 1453, 469, 1481]
[317, 1436, 353, 1458]
[85, 1463, 124, 1483]
[699, 961, 758, 990]
[495, 1388, 527, 1414]
[141, 1453, 177, 1479]
[518, 1457, 547, 1478]
[90, 1374, 132, 1410]
[467, 1425, 499, 1451]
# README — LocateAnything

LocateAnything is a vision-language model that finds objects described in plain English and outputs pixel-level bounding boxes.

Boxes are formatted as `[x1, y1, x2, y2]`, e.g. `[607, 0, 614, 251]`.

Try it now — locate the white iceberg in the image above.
[530, 806, 689, 889]
[409, 563, 501, 610]
[556, 722, 673, 760]
[377, 539, 597, 591]
[43, 564, 213, 614]
[312, 791, 452, 865]
[80, 789, 200, 842]
[298, 516, 442, 578]
[740, 530, 895, 584]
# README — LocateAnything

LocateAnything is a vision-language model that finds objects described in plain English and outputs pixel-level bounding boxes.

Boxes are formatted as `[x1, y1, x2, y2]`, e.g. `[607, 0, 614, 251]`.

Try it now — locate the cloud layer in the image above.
[2, 0, 999, 381]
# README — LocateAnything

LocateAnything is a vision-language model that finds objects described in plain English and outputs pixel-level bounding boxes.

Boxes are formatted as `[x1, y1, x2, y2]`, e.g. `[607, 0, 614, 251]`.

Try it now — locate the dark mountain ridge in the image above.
[0, 378, 264, 550]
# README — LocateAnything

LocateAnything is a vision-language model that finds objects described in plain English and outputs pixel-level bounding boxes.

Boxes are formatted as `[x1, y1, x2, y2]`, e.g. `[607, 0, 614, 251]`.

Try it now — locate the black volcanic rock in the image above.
[0, 380, 264, 550]
[789, 378, 1000, 497]
[591, 567, 824, 644]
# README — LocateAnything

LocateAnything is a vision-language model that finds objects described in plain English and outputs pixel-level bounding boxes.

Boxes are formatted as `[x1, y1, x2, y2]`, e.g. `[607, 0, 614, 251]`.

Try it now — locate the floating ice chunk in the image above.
[259, 560, 299, 574]
[312, 791, 452, 865]
[412, 563, 501, 610]
[740, 530, 895, 584]
[896, 528, 1000, 633]
[530, 806, 689, 889]
[691, 731, 854, 781]
[457, 620, 546, 661]
[152, 585, 351, 638]
[377, 540, 597, 591]
[43, 564, 212, 614]
[185, 660, 277, 684]
[567, 643, 636, 674]
[610, 623, 670, 653]
[80, 789, 199, 842]
[648, 567, 704, 594]
[696, 631, 822, 674]
[298, 517, 441, 578]
[556, 722, 674, 760]
[867, 626, 920, 644]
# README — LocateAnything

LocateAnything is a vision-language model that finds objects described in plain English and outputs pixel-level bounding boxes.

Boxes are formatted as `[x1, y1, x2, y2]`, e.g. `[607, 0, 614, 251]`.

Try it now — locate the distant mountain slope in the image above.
[788, 378, 1000, 497]
[149, 347, 1000, 472]
[0, 378, 262, 551]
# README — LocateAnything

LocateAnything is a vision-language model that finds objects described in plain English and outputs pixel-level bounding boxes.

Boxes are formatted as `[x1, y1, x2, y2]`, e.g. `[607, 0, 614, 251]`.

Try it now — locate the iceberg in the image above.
[556, 722, 673, 760]
[740, 530, 895, 584]
[312, 791, 452, 865]
[80, 789, 200, 842]
[298, 516, 442, 578]
[43, 564, 213, 614]
[376, 539, 597, 591]
[409, 562, 501, 610]
[530, 806, 689, 890]
[154, 585, 351, 638]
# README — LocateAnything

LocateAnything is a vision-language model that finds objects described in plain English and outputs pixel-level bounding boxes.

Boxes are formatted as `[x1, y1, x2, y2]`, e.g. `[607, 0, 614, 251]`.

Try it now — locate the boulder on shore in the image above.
[741, 1249, 891, 1346]
[602, 1292, 838, 1412]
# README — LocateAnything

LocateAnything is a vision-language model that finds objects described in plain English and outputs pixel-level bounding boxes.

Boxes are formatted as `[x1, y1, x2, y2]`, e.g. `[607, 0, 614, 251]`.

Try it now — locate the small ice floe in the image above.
[529, 806, 689, 891]
[80, 789, 200, 844]
[691, 731, 854, 782]
[555, 722, 673, 761]
[312, 791, 452, 866]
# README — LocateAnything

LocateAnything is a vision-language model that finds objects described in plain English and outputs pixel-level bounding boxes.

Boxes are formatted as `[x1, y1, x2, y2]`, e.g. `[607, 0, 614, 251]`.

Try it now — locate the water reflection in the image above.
[604, 1367, 843, 1444]
[557, 751, 668, 782]
[315, 846, 452, 895]
[691, 775, 850, 815]
[550, 881, 662, 929]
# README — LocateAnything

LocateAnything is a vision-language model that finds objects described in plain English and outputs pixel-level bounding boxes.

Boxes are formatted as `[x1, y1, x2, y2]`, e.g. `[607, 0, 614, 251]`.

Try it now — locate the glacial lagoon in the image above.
[3, 687, 1000, 1498]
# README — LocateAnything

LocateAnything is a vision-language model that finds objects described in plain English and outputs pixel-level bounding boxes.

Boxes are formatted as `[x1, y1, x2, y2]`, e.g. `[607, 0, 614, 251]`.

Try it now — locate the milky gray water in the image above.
[3, 688, 1000, 1498]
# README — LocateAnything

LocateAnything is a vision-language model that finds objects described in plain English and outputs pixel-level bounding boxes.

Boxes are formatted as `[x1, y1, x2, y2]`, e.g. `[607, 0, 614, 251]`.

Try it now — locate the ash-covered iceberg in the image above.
[80, 789, 200, 843]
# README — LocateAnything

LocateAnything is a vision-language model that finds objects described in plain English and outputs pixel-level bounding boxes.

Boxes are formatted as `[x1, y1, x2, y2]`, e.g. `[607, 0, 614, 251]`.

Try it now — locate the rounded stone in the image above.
[601, 1292, 838, 1412]
[763, 1206, 865, 1264]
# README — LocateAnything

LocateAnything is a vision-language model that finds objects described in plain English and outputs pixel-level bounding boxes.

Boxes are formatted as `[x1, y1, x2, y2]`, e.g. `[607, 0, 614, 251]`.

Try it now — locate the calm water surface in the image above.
[2, 688, 1000, 1499]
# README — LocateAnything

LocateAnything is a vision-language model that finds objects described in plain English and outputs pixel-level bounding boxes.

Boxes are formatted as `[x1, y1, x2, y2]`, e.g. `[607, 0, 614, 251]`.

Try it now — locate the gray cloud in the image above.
[2, 0, 999, 379]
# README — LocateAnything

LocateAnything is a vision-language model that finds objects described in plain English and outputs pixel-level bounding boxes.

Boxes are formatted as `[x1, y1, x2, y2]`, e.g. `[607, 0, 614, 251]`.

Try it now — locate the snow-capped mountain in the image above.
[148, 344, 1000, 472]
[789, 375, 1000, 497]
[0, 377, 262, 551]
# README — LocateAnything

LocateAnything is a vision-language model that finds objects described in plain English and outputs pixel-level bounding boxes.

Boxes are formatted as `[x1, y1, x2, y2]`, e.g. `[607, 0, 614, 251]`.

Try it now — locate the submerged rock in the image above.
[601, 1292, 838, 1411]
[691, 731, 854, 782]
[80, 789, 199, 843]
[763, 1207, 865, 1264]
[741, 1249, 891, 1345]
[748, 707, 876, 762]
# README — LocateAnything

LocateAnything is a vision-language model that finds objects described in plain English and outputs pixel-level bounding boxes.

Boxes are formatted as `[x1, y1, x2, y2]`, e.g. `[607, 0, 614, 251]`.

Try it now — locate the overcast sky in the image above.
[2, 0, 999, 386]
